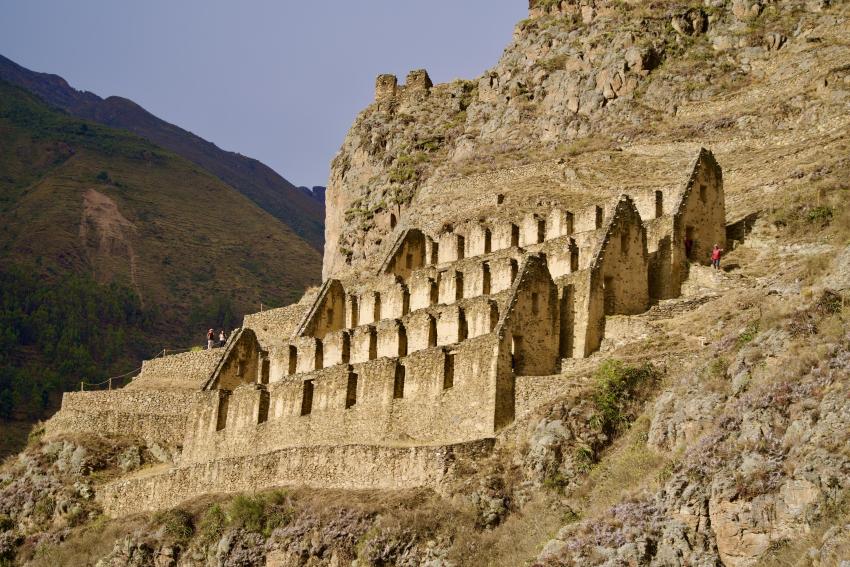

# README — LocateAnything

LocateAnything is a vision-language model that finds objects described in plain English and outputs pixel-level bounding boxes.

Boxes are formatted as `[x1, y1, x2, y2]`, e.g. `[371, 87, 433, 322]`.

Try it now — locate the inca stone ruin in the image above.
[43, 74, 726, 517]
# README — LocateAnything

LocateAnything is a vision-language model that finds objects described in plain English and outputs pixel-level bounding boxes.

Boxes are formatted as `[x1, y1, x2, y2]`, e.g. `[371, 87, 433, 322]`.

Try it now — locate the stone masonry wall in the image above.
[45, 390, 205, 448]
[181, 335, 501, 464]
[127, 350, 221, 391]
[98, 439, 495, 517]
[243, 291, 318, 350]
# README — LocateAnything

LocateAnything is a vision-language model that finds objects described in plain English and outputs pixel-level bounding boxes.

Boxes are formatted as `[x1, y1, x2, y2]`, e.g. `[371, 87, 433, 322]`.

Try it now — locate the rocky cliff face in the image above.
[324, 0, 837, 278]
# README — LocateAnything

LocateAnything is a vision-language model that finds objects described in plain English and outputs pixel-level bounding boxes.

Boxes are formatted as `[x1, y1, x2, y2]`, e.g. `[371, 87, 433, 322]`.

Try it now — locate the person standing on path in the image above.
[207, 328, 215, 350]
[711, 244, 724, 270]
[218, 329, 226, 347]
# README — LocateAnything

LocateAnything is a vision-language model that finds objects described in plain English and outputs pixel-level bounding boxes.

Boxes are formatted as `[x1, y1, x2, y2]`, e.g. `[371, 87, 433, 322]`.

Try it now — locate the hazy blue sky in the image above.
[0, 1, 526, 187]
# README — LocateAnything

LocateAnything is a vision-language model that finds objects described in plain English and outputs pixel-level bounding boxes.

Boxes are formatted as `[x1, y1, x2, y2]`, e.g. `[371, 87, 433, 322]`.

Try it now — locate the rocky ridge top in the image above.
[324, 0, 843, 278]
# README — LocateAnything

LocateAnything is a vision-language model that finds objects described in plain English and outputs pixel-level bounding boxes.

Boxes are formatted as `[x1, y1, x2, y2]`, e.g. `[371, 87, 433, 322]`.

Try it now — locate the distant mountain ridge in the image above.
[0, 53, 325, 250]
[0, 79, 322, 418]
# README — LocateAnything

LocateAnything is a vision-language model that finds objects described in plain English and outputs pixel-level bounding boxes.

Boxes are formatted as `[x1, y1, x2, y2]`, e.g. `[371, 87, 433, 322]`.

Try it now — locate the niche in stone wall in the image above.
[393, 363, 405, 399]
[655, 190, 664, 217]
[482, 263, 491, 295]
[457, 235, 466, 260]
[345, 372, 358, 409]
[430, 242, 439, 265]
[484, 228, 492, 253]
[511, 224, 520, 247]
[300, 380, 314, 416]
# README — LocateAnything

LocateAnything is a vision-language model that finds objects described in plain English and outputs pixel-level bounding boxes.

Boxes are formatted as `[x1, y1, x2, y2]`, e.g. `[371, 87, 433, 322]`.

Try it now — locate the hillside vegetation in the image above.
[0, 55, 326, 250]
[0, 81, 321, 420]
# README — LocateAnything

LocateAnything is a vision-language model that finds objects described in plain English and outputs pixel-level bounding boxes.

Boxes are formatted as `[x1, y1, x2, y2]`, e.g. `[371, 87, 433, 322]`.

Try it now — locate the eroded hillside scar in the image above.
[79, 188, 144, 305]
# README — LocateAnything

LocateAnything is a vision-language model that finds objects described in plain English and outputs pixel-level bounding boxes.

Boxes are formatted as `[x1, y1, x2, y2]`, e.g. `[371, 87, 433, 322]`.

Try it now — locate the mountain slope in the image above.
[0, 80, 321, 417]
[1, 2, 849, 566]
[0, 54, 325, 250]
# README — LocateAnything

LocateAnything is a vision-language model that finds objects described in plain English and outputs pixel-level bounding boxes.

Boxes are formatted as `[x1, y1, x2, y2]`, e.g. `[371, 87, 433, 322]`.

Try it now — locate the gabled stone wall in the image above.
[205, 328, 262, 391]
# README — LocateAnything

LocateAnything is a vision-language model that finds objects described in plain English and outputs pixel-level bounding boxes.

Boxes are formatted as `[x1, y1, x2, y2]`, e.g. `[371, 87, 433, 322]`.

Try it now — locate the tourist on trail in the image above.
[711, 244, 724, 270]
[218, 329, 226, 347]
[207, 328, 214, 350]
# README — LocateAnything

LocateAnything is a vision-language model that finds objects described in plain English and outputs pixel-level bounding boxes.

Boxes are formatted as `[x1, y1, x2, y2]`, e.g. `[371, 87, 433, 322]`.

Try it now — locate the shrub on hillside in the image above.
[590, 360, 659, 438]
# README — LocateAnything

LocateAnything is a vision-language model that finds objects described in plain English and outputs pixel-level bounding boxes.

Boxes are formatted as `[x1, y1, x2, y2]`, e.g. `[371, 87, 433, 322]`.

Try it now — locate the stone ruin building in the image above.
[44, 147, 725, 517]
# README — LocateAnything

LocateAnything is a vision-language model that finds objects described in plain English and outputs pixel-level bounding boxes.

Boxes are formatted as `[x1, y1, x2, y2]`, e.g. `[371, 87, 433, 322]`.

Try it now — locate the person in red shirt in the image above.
[711, 244, 724, 270]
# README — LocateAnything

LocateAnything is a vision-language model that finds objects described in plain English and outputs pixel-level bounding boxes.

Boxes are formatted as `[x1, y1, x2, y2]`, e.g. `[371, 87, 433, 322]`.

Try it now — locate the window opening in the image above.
[373, 292, 382, 321]
[443, 353, 455, 389]
[215, 393, 230, 431]
[510, 224, 520, 247]
[257, 390, 270, 423]
[300, 380, 314, 415]
[458, 308, 468, 342]
[345, 373, 358, 409]
[604, 276, 616, 315]
[261, 359, 270, 385]
[288, 345, 297, 375]
[393, 364, 406, 399]
[565, 212, 574, 235]
[349, 295, 359, 327]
